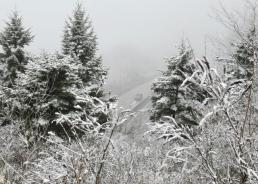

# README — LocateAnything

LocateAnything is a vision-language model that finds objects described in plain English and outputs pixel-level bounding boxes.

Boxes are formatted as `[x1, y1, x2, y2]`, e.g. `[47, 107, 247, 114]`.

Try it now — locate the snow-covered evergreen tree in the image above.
[0, 11, 33, 86]
[225, 28, 257, 80]
[151, 41, 210, 126]
[221, 28, 258, 82]
[234, 29, 256, 79]
[62, 3, 96, 62]
[62, 4, 107, 90]
[1, 53, 112, 139]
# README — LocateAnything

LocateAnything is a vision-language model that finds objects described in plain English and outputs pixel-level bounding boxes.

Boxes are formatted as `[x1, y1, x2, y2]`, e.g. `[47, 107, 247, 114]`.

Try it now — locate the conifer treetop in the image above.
[0, 11, 33, 55]
[62, 3, 97, 64]
[151, 41, 210, 126]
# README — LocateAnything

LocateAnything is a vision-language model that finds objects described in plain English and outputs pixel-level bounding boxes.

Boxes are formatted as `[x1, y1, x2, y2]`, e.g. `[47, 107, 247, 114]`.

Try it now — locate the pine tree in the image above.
[225, 28, 257, 80]
[3, 53, 111, 139]
[0, 11, 33, 86]
[151, 41, 210, 126]
[62, 4, 107, 90]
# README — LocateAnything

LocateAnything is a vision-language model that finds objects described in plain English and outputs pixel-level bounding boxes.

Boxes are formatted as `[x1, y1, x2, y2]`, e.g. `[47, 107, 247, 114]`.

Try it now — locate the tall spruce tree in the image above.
[0, 11, 33, 86]
[151, 41, 210, 126]
[62, 4, 107, 91]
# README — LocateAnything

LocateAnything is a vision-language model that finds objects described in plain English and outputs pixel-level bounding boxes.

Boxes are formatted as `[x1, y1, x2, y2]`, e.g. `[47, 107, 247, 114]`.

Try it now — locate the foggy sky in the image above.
[0, 0, 244, 86]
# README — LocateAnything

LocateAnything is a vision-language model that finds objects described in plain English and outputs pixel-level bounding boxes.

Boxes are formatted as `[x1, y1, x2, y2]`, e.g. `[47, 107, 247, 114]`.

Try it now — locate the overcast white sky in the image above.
[0, 0, 244, 85]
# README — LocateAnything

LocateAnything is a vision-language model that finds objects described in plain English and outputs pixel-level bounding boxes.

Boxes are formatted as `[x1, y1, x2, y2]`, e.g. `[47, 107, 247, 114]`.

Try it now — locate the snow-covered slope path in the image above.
[113, 80, 154, 144]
